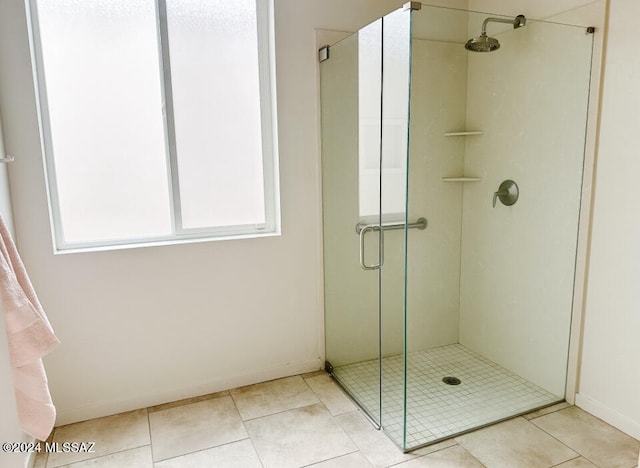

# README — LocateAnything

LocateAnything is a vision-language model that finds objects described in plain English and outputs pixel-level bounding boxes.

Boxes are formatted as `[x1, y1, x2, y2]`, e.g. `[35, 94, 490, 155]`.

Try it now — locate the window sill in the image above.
[52, 229, 281, 255]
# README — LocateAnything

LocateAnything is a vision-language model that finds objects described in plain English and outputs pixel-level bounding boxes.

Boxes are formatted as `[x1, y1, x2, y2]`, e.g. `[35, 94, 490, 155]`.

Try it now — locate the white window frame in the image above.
[28, 0, 280, 253]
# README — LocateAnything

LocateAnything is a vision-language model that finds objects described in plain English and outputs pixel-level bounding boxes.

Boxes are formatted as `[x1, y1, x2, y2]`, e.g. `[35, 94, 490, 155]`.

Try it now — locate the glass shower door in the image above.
[320, 20, 383, 426]
[321, 4, 414, 441]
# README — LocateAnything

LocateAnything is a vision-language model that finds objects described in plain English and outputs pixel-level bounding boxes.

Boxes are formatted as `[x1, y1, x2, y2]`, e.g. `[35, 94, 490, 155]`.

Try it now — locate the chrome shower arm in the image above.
[481, 15, 526, 35]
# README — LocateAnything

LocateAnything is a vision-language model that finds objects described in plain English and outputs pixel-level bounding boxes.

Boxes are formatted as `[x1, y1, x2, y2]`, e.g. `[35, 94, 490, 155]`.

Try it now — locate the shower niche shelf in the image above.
[442, 177, 482, 182]
[443, 131, 483, 137]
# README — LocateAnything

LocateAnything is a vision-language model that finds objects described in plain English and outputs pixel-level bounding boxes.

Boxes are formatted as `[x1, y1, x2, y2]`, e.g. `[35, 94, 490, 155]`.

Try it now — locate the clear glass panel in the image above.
[166, 0, 265, 229]
[36, 0, 171, 243]
[402, 5, 473, 449]
[459, 14, 593, 397]
[402, 5, 594, 450]
[379, 7, 411, 449]
[358, 22, 382, 218]
[321, 23, 382, 425]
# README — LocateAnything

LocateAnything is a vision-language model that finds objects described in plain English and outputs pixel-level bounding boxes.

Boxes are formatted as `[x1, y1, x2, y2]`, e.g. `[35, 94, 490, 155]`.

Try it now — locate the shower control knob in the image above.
[493, 179, 519, 208]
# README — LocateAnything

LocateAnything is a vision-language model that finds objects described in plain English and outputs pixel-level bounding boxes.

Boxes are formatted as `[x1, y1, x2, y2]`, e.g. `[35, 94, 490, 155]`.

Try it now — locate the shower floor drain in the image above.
[442, 376, 461, 385]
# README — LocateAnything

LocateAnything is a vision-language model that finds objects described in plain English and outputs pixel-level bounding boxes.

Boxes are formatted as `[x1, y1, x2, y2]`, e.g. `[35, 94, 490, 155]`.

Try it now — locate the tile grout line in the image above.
[303, 371, 361, 418]
[524, 416, 599, 467]
[145, 405, 155, 464]
[233, 375, 367, 467]
[300, 375, 382, 467]
[298, 449, 361, 468]
[531, 406, 640, 466]
[525, 403, 572, 421]
[549, 454, 589, 468]
[330, 412, 378, 468]
[238, 401, 325, 423]
[148, 393, 257, 462]
[49, 444, 152, 468]
[294, 377, 362, 467]
[151, 437, 253, 465]
[147, 391, 230, 414]
[384, 443, 475, 468]
[228, 390, 265, 468]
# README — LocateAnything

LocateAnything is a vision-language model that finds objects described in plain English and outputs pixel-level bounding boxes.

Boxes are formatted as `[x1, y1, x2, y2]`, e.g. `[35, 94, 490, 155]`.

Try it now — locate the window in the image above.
[29, 0, 279, 251]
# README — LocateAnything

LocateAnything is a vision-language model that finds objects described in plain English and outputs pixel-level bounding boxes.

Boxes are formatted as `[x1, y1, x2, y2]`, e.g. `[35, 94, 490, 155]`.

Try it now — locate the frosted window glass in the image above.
[36, 0, 171, 243]
[167, 0, 265, 228]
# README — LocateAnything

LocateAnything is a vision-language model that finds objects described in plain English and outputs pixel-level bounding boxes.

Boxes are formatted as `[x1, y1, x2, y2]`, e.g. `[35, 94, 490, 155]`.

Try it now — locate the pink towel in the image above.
[0, 215, 59, 441]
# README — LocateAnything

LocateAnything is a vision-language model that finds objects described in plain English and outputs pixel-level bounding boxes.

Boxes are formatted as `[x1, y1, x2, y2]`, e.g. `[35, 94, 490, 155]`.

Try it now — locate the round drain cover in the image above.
[442, 376, 461, 385]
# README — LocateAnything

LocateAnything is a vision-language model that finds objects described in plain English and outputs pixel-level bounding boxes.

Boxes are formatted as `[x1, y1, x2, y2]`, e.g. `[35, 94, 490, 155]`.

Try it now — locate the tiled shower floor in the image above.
[333, 344, 561, 450]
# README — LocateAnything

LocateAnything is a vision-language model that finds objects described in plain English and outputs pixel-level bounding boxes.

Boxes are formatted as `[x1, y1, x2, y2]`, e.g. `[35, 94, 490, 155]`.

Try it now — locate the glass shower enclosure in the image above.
[320, 3, 594, 451]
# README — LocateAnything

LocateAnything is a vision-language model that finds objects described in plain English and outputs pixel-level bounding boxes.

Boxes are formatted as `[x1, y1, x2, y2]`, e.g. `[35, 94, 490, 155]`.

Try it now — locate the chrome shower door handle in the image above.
[359, 225, 384, 271]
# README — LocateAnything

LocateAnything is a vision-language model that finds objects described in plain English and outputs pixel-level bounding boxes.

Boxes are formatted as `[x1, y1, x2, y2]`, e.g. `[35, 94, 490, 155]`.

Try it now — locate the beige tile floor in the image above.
[34, 372, 640, 468]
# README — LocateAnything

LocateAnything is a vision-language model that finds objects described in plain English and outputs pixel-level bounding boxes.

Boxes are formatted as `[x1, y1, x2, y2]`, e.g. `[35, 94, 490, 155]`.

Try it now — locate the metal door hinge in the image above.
[319, 45, 330, 62]
[325, 361, 334, 375]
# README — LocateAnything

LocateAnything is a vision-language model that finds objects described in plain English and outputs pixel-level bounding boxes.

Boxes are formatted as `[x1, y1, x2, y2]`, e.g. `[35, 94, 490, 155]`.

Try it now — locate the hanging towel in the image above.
[0, 214, 59, 441]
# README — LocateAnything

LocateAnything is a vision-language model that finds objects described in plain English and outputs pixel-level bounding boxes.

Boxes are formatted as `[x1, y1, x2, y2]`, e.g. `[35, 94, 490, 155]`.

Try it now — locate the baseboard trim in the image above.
[575, 393, 640, 440]
[55, 358, 323, 426]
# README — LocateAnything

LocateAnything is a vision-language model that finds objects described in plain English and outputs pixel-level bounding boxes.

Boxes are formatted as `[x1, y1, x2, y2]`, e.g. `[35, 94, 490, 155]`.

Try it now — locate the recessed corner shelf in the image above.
[443, 131, 483, 137]
[442, 177, 482, 182]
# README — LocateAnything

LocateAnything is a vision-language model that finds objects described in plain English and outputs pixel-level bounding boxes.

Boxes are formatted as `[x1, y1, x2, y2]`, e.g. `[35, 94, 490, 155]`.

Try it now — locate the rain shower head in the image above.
[465, 14, 526, 52]
[465, 33, 500, 52]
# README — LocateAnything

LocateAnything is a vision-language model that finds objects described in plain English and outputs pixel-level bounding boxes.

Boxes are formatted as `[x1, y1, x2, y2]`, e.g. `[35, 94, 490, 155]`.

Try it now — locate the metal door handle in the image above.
[359, 225, 384, 270]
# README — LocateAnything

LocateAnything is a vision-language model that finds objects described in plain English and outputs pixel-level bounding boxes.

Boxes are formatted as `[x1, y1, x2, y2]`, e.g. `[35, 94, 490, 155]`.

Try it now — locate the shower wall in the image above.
[405, 38, 467, 353]
[458, 20, 592, 396]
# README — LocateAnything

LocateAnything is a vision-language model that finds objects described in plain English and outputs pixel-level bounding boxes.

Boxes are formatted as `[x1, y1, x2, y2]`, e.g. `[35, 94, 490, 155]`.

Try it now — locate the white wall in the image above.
[577, 0, 640, 440]
[0, 0, 405, 425]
